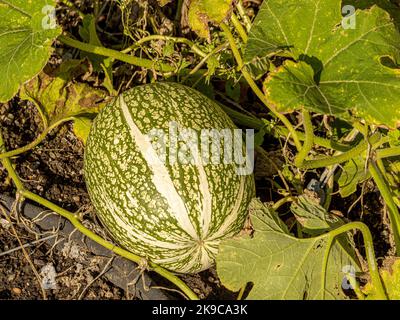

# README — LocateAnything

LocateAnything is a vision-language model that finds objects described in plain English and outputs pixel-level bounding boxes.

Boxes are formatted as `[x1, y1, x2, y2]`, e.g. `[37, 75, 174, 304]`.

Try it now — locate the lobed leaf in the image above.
[216, 198, 360, 300]
[246, 0, 400, 128]
[0, 0, 61, 102]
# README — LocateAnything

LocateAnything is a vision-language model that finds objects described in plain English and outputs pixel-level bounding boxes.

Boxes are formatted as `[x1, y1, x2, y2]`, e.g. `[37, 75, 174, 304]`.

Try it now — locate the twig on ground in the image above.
[77, 256, 115, 300]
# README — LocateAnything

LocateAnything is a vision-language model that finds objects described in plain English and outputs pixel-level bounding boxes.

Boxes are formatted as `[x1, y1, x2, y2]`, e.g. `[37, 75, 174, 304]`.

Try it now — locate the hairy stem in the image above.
[0, 131, 199, 300]
[294, 109, 314, 167]
[122, 35, 207, 58]
[369, 161, 400, 255]
[376, 147, 400, 159]
[322, 222, 387, 300]
[58, 35, 175, 73]
[219, 104, 351, 152]
[236, 0, 252, 32]
[300, 133, 381, 169]
[231, 14, 248, 43]
[220, 22, 302, 151]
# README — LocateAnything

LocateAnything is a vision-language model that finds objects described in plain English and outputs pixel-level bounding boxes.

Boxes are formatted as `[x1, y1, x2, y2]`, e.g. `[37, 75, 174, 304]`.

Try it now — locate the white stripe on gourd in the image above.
[184, 130, 213, 238]
[120, 95, 199, 240]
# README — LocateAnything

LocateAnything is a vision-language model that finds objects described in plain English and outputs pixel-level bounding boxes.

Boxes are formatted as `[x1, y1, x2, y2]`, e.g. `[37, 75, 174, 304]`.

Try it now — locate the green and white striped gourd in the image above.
[84, 82, 255, 273]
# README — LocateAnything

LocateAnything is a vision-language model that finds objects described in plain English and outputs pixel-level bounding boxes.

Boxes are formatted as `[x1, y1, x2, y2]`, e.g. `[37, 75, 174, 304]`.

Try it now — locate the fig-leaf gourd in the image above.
[84, 82, 255, 273]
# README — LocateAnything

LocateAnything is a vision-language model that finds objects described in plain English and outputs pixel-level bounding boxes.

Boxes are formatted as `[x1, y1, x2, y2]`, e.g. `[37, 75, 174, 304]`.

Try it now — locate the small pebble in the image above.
[12, 288, 21, 295]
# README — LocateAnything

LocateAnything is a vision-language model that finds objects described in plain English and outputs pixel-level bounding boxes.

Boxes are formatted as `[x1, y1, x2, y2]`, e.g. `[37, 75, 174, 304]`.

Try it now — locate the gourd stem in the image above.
[272, 196, 297, 211]
[273, 126, 351, 152]
[0, 130, 199, 300]
[369, 161, 400, 255]
[220, 22, 302, 151]
[294, 109, 314, 167]
[231, 14, 248, 43]
[300, 133, 381, 169]
[319, 222, 387, 300]
[0, 134, 25, 191]
[58, 35, 176, 73]
[122, 35, 207, 58]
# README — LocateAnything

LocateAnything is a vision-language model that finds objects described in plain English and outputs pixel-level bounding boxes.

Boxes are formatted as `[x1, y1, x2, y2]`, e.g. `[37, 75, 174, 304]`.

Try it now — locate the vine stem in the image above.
[376, 147, 400, 159]
[236, 0, 252, 32]
[219, 104, 352, 152]
[294, 109, 314, 167]
[321, 222, 387, 300]
[182, 43, 229, 83]
[220, 22, 302, 151]
[58, 35, 175, 73]
[231, 14, 248, 43]
[0, 118, 72, 160]
[122, 35, 207, 58]
[272, 196, 297, 211]
[369, 162, 400, 255]
[300, 132, 382, 169]
[0, 131, 199, 300]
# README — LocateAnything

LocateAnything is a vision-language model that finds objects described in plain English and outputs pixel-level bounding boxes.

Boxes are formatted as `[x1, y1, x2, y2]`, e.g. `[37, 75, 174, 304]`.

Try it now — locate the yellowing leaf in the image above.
[20, 60, 107, 125]
[73, 116, 93, 144]
[188, 0, 233, 39]
[363, 258, 400, 300]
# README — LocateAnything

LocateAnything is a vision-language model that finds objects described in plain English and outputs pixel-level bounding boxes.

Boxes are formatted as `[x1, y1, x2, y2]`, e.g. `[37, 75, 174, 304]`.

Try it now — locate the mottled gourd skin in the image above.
[84, 82, 255, 273]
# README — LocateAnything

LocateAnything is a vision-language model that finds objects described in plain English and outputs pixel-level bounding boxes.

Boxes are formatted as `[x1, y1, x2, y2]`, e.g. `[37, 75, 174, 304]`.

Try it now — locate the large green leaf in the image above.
[216, 198, 360, 300]
[246, 0, 400, 128]
[0, 0, 61, 102]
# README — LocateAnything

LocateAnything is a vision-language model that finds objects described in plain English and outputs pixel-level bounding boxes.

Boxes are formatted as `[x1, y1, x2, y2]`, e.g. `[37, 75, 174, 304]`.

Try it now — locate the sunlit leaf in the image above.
[217, 198, 360, 299]
[73, 116, 93, 144]
[188, 0, 233, 39]
[0, 0, 61, 102]
[363, 258, 400, 300]
[246, 0, 400, 127]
